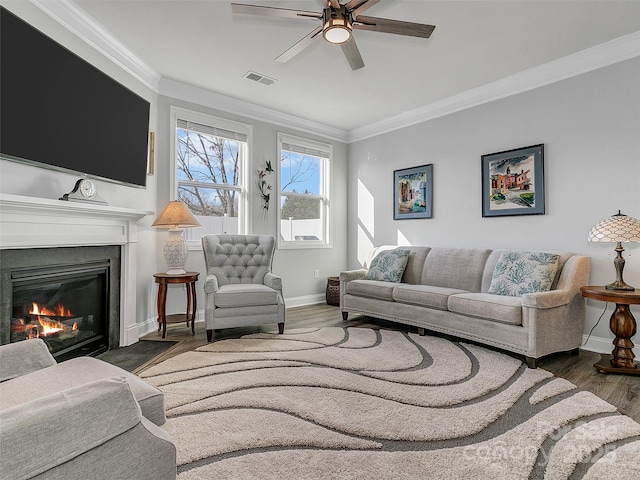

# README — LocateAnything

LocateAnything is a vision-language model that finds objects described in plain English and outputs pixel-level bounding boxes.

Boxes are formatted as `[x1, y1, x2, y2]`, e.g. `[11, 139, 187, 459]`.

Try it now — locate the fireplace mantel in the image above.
[0, 193, 153, 346]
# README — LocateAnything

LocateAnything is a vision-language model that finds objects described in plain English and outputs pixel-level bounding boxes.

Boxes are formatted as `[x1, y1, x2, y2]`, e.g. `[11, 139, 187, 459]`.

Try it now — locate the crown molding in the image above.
[29, 0, 161, 91]
[158, 78, 349, 143]
[347, 31, 640, 143]
[30, 1, 639, 144]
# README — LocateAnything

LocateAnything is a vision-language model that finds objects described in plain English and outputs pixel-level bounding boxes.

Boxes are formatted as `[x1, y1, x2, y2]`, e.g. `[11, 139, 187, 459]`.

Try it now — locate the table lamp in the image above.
[588, 210, 640, 291]
[152, 200, 200, 274]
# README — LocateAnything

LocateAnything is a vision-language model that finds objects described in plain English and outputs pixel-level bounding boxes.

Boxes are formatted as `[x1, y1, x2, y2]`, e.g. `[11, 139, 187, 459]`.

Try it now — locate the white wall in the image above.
[347, 58, 640, 350]
[0, 1, 159, 331]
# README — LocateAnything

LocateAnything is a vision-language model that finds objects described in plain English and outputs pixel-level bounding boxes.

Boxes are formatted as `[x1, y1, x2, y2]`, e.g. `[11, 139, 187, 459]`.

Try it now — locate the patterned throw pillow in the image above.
[488, 251, 560, 297]
[366, 249, 411, 283]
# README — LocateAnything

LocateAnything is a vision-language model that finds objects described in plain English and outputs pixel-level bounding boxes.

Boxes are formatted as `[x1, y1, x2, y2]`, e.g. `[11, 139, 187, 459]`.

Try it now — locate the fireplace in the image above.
[0, 246, 121, 361]
[0, 193, 150, 348]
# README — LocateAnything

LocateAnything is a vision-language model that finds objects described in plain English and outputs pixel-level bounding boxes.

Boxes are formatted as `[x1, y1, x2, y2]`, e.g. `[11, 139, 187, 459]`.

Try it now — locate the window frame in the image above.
[277, 132, 332, 250]
[170, 106, 251, 249]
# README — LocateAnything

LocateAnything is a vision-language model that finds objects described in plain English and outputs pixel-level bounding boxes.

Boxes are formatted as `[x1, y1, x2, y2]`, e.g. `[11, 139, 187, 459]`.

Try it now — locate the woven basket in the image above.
[325, 276, 340, 306]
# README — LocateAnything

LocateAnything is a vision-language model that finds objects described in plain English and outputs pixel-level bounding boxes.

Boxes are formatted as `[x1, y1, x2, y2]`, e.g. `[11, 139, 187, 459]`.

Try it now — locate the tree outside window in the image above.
[171, 109, 249, 241]
[278, 133, 331, 247]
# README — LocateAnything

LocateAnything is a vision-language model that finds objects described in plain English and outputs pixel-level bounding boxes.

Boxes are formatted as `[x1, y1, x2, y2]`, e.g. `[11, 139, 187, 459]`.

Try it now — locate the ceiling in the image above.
[63, 1, 640, 133]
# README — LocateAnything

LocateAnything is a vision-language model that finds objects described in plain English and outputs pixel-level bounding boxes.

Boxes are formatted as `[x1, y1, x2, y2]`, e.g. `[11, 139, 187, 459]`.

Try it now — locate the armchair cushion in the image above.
[215, 284, 279, 308]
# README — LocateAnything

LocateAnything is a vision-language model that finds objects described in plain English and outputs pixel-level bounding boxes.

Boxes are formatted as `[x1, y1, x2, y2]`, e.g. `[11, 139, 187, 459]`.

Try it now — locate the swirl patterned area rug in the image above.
[139, 327, 640, 479]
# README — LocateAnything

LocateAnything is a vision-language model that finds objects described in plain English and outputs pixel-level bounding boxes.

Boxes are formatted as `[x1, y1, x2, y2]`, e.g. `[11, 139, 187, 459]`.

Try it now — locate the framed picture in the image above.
[481, 144, 544, 217]
[147, 130, 155, 176]
[394, 164, 433, 220]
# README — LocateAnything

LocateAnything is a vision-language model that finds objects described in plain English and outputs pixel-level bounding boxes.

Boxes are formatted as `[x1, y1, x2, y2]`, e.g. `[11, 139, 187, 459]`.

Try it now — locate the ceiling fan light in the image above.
[323, 17, 352, 44]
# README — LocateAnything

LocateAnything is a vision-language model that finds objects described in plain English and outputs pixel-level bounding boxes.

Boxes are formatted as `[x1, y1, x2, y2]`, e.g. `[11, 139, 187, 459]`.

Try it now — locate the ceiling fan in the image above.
[231, 0, 435, 70]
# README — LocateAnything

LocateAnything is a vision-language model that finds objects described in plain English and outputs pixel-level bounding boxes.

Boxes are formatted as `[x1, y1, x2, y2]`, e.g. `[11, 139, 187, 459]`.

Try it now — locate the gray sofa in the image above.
[0, 339, 176, 479]
[340, 246, 591, 367]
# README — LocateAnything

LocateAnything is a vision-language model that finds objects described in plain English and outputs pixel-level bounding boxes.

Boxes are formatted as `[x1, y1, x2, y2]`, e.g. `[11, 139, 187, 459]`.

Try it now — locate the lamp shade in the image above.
[152, 200, 200, 229]
[152, 201, 200, 275]
[587, 210, 640, 291]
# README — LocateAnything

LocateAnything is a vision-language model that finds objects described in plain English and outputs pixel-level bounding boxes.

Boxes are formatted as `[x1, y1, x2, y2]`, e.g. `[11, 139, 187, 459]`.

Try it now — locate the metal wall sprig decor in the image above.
[257, 160, 274, 218]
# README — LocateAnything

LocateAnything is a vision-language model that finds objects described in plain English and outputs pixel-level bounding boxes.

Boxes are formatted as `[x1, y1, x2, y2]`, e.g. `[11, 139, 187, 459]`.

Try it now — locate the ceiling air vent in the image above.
[243, 71, 276, 86]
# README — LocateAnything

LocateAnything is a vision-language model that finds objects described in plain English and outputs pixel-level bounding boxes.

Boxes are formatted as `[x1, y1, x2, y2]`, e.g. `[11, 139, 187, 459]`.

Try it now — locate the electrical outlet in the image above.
[314, 268, 320, 279]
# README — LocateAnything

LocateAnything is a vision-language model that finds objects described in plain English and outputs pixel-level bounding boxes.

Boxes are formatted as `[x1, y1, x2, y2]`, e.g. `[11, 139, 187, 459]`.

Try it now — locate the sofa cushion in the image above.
[393, 285, 469, 310]
[422, 248, 491, 292]
[215, 283, 278, 307]
[448, 293, 523, 325]
[366, 249, 411, 282]
[347, 279, 397, 301]
[488, 251, 560, 296]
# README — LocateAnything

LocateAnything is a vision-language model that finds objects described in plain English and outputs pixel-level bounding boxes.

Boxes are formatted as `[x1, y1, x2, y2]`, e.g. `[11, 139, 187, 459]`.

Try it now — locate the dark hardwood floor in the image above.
[141, 303, 640, 424]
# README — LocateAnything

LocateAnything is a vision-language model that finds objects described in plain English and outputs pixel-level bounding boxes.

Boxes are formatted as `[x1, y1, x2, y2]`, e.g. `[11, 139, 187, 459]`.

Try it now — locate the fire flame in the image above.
[16, 302, 79, 338]
[37, 317, 65, 336]
[30, 302, 73, 317]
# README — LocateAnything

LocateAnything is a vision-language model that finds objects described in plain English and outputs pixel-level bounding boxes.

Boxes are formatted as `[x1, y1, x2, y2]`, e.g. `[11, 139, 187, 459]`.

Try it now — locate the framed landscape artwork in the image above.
[394, 164, 433, 220]
[481, 144, 545, 217]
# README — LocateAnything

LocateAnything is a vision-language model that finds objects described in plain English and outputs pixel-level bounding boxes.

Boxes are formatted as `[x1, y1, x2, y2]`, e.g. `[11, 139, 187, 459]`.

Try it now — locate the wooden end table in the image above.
[154, 272, 199, 339]
[580, 286, 640, 375]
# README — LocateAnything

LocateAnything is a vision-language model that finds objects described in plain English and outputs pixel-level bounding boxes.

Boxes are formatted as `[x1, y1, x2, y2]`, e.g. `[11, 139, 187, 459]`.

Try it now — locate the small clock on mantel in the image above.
[59, 178, 108, 205]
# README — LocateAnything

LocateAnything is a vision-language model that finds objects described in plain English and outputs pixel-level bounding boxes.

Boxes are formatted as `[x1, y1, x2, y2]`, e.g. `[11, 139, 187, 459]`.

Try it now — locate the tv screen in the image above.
[0, 6, 150, 188]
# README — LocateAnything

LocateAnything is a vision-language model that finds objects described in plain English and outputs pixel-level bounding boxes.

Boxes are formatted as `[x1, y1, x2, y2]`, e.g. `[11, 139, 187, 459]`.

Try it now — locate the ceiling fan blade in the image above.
[231, 3, 322, 21]
[341, 37, 365, 71]
[275, 26, 323, 63]
[328, 0, 341, 9]
[353, 15, 435, 38]
[345, 0, 380, 16]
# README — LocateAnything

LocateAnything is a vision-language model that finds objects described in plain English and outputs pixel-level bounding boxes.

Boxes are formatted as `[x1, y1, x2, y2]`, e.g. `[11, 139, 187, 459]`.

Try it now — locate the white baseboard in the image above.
[581, 333, 638, 357]
[285, 294, 326, 308]
[135, 311, 205, 340]
[134, 307, 636, 359]
[131, 298, 329, 343]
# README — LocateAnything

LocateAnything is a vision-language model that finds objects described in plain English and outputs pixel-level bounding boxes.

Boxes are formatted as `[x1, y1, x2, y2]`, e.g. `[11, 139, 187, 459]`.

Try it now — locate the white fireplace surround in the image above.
[0, 193, 152, 347]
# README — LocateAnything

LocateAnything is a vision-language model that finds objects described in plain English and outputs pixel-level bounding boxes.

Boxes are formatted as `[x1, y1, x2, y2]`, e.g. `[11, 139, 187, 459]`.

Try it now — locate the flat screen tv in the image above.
[0, 6, 150, 188]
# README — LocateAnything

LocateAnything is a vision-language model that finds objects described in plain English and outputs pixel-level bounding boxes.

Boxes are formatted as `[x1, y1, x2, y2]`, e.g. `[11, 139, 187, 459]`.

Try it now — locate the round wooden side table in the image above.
[580, 286, 640, 375]
[154, 272, 199, 339]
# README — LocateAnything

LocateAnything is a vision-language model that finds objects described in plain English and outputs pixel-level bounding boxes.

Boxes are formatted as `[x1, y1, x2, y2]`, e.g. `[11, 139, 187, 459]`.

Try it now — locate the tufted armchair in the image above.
[201, 234, 285, 342]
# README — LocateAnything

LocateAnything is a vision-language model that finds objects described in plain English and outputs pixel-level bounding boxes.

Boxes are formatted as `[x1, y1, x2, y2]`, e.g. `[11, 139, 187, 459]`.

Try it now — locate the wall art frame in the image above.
[394, 164, 433, 220]
[481, 144, 545, 217]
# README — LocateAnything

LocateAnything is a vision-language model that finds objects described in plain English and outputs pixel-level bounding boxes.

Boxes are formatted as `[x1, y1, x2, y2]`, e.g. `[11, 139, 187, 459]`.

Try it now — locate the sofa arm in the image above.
[0, 338, 56, 382]
[264, 272, 283, 291]
[203, 274, 220, 294]
[340, 269, 367, 283]
[0, 377, 143, 479]
[521, 289, 574, 309]
[339, 269, 367, 310]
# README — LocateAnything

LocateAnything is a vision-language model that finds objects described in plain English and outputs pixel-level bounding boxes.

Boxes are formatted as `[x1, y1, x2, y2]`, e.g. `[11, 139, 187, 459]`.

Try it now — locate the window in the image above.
[171, 107, 250, 245]
[277, 133, 331, 248]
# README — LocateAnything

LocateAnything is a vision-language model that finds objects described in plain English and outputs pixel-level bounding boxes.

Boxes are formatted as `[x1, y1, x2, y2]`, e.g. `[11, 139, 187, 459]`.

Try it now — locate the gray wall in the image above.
[347, 57, 640, 345]
[155, 94, 348, 314]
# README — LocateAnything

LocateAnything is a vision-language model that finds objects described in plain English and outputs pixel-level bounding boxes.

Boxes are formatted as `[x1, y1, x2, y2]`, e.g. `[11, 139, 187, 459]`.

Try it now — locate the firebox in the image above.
[11, 262, 109, 360]
[0, 246, 121, 361]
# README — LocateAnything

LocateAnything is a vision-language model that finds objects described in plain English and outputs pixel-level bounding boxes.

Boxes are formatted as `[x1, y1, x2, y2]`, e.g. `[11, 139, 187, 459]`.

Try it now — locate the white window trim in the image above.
[277, 132, 332, 250]
[170, 106, 251, 249]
